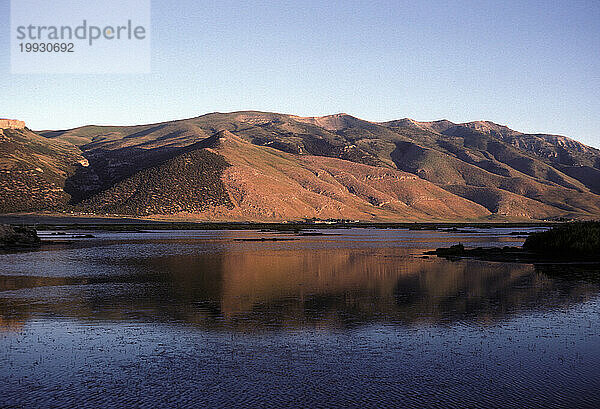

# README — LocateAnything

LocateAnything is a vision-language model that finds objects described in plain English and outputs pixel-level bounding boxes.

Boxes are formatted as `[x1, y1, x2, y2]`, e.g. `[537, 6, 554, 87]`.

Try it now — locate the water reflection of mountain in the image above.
[0, 247, 598, 332]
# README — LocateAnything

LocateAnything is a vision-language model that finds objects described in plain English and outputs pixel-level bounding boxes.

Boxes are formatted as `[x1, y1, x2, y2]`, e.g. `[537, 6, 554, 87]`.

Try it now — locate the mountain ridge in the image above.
[1, 110, 598, 221]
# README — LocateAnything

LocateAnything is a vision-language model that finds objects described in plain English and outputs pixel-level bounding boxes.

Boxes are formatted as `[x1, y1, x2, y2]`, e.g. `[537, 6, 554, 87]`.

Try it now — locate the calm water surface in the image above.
[1, 228, 599, 407]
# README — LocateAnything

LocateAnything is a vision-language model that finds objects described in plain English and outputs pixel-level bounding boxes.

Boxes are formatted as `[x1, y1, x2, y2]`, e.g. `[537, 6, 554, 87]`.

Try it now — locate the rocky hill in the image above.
[1, 111, 598, 221]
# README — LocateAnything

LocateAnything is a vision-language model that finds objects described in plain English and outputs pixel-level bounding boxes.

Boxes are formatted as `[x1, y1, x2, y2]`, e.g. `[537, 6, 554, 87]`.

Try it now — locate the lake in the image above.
[1, 228, 599, 407]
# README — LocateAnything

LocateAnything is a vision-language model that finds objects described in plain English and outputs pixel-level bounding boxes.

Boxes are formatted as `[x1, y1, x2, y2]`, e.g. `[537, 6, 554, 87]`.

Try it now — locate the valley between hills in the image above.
[2, 111, 600, 222]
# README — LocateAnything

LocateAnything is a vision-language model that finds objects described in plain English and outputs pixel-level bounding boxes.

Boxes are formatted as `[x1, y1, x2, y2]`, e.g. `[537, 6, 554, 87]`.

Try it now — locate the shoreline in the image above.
[0, 213, 560, 231]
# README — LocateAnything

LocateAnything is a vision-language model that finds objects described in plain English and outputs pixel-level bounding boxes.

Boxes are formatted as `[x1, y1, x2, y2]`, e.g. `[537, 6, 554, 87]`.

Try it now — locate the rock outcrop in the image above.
[0, 119, 26, 129]
[0, 224, 41, 248]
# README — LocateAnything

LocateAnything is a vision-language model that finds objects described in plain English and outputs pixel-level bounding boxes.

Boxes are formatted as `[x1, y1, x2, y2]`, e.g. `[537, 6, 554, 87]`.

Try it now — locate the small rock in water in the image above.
[0, 224, 41, 249]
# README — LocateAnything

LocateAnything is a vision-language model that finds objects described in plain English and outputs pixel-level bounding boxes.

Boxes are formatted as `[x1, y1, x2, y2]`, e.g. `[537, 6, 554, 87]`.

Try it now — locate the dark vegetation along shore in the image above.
[431, 222, 600, 263]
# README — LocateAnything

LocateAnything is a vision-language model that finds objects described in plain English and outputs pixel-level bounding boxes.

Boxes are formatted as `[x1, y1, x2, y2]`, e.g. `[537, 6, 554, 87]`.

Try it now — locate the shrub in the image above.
[523, 222, 600, 258]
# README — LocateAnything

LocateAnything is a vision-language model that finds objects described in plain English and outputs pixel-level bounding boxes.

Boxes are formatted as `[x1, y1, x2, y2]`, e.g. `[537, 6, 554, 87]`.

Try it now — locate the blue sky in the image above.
[1, 0, 599, 147]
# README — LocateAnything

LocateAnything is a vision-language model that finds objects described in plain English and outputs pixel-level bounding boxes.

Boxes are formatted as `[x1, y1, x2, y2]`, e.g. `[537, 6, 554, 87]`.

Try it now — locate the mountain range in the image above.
[1, 111, 600, 221]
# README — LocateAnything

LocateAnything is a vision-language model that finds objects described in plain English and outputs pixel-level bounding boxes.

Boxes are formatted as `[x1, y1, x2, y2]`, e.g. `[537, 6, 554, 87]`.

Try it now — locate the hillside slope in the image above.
[71, 131, 490, 221]
[0, 127, 86, 213]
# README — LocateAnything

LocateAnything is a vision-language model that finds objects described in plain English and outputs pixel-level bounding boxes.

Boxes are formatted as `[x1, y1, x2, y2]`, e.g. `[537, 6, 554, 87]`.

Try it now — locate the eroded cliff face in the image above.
[0, 119, 26, 130]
